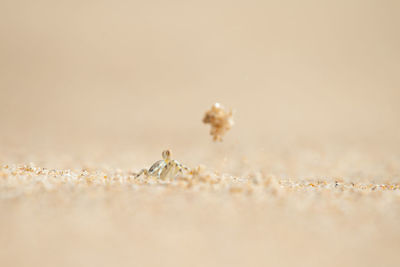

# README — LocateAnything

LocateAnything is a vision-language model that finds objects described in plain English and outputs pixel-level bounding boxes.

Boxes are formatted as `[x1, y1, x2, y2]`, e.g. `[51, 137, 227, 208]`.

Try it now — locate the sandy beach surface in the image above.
[1, 1, 400, 266]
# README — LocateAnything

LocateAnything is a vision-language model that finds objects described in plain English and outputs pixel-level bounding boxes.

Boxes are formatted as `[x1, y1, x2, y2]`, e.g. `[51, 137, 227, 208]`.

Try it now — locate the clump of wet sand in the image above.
[203, 103, 234, 141]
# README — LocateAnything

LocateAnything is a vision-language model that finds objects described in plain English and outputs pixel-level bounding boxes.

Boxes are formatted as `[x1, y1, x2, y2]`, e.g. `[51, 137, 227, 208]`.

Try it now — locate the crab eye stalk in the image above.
[162, 150, 171, 160]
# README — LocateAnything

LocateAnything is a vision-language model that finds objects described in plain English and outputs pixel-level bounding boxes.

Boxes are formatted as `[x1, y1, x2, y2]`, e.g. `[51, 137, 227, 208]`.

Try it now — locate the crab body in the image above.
[135, 150, 190, 180]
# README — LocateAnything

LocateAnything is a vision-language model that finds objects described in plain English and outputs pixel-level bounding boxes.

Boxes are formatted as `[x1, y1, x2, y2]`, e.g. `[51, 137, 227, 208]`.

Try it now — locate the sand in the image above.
[1, 138, 400, 267]
[1, 1, 400, 266]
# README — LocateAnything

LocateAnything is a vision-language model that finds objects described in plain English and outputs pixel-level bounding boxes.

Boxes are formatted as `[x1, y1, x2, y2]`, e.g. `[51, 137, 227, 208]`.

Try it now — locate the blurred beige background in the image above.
[1, 1, 400, 267]
[1, 0, 399, 166]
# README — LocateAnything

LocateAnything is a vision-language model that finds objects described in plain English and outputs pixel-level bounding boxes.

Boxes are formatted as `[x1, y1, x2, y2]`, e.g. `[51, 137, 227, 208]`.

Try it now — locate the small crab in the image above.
[135, 150, 191, 180]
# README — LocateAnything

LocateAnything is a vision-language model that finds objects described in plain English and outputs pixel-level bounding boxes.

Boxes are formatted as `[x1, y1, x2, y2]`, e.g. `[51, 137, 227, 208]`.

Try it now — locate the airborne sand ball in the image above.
[203, 103, 234, 142]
